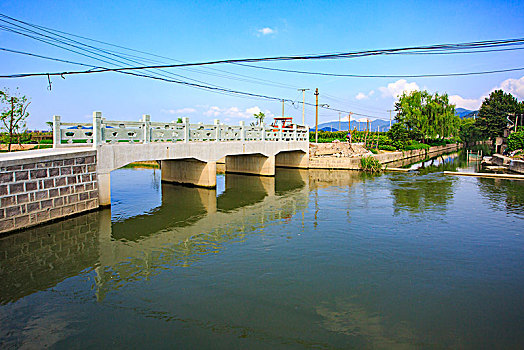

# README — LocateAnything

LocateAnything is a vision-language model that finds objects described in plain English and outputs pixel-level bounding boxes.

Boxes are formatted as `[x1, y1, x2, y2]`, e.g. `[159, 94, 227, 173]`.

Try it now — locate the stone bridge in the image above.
[53, 112, 309, 206]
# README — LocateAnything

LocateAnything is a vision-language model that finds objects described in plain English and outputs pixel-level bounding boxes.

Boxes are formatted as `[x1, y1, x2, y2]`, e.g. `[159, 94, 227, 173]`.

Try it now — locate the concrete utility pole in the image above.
[387, 109, 393, 128]
[298, 88, 309, 125]
[338, 112, 341, 131]
[281, 99, 285, 117]
[348, 112, 352, 132]
[315, 88, 319, 143]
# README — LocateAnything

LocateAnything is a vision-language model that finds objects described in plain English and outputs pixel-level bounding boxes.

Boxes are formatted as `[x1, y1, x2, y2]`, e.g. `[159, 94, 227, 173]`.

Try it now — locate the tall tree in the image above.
[395, 90, 459, 142]
[476, 89, 518, 141]
[0, 88, 30, 152]
[253, 111, 265, 125]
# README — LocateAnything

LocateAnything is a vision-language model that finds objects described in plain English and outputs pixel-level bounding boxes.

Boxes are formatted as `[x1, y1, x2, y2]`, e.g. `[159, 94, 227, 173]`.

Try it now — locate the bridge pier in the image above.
[161, 159, 217, 188]
[98, 172, 112, 207]
[225, 154, 275, 176]
[275, 150, 309, 169]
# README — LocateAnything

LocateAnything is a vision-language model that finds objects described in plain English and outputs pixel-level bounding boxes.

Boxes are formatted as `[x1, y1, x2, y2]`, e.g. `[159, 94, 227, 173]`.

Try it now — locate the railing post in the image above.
[142, 114, 151, 144]
[93, 111, 102, 148]
[260, 122, 265, 141]
[214, 119, 220, 142]
[52, 115, 61, 148]
[239, 121, 245, 141]
[183, 117, 190, 143]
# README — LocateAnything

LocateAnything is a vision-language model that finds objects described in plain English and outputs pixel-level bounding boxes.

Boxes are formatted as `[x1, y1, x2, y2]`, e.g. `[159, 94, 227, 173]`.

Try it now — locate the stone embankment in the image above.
[0, 148, 99, 235]
[490, 154, 524, 174]
[309, 142, 462, 170]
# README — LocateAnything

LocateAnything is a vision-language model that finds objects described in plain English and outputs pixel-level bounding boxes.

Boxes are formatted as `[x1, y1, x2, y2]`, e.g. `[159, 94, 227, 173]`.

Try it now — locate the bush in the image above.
[360, 156, 382, 172]
[507, 127, 524, 151]
[379, 145, 396, 151]
[39, 139, 53, 144]
[403, 142, 430, 151]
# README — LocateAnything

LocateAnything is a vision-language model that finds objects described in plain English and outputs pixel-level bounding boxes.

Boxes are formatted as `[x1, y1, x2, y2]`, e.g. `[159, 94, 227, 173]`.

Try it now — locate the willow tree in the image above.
[394, 90, 459, 142]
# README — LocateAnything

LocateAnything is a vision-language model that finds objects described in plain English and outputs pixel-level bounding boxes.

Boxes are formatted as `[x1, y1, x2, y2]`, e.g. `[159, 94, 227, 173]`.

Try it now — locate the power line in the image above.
[232, 63, 524, 78]
[0, 13, 299, 91]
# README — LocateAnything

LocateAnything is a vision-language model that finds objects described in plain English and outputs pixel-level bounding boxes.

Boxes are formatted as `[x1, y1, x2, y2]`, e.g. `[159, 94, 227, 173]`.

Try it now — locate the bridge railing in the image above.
[53, 112, 309, 147]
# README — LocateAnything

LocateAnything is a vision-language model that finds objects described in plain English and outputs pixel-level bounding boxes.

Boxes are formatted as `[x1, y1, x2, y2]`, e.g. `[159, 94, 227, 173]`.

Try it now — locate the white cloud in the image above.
[449, 95, 483, 110]
[379, 79, 419, 98]
[246, 106, 262, 115]
[161, 107, 196, 115]
[355, 92, 367, 100]
[497, 76, 524, 100]
[204, 106, 221, 117]
[204, 106, 273, 120]
[257, 27, 276, 36]
[449, 75, 524, 111]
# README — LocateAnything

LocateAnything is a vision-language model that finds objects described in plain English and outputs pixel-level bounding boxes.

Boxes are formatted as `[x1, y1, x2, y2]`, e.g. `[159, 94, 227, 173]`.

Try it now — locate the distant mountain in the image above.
[455, 108, 478, 119]
[313, 119, 391, 132]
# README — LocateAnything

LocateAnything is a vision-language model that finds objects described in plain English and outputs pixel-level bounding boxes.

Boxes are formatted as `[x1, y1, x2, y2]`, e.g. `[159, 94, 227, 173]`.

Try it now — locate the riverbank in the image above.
[309, 142, 462, 170]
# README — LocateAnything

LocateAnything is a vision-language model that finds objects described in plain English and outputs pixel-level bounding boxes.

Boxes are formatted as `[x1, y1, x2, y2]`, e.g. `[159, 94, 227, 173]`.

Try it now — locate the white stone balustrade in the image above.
[52, 112, 308, 147]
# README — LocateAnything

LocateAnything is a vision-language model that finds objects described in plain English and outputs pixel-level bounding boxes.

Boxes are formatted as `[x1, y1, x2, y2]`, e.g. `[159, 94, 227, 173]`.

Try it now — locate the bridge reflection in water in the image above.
[2, 169, 363, 304]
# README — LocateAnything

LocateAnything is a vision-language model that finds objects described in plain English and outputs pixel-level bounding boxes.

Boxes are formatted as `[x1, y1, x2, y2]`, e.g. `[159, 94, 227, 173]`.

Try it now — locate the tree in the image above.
[0, 88, 30, 152]
[459, 118, 483, 145]
[476, 89, 518, 141]
[253, 111, 265, 125]
[394, 90, 459, 142]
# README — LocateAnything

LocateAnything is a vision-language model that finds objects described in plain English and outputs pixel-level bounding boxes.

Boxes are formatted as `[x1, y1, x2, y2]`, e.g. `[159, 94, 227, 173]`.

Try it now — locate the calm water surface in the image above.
[1, 153, 523, 349]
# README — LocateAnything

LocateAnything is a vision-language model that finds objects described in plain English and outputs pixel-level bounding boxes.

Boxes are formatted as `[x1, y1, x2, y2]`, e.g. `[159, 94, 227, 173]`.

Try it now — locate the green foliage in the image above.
[0, 87, 30, 151]
[367, 148, 378, 154]
[476, 89, 519, 141]
[360, 156, 382, 172]
[379, 145, 396, 151]
[387, 123, 411, 143]
[253, 111, 265, 125]
[507, 127, 524, 151]
[458, 117, 483, 144]
[176, 117, 183, 123]
[403, 142, 430, 151]
[394, 90, 460, 142]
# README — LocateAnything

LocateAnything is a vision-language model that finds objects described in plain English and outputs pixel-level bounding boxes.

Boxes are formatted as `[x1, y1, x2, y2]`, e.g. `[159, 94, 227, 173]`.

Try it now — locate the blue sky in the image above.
[1, 0, 523, 129]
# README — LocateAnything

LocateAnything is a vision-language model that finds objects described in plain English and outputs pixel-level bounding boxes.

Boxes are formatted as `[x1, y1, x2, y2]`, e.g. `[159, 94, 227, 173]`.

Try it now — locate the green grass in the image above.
[360, 156, 382, 172]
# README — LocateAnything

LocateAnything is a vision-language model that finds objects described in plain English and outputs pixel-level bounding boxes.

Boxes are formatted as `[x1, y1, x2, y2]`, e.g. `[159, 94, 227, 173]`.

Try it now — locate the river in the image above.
[1, 152, 523, 349]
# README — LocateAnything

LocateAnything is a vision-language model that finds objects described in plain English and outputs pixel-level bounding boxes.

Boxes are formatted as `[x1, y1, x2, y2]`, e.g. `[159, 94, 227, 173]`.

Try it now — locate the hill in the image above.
[312, 119, 391, 132]
[455, 108, 478, 119]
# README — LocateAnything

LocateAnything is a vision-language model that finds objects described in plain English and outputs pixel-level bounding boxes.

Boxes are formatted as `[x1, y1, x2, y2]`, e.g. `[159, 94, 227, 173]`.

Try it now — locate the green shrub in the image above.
[507, 127, 524, 151]
[360, 156, 382, 172]
[403, 142, 430, 151]
[379, 145, 396, 151]
[367, 148, 378, 154]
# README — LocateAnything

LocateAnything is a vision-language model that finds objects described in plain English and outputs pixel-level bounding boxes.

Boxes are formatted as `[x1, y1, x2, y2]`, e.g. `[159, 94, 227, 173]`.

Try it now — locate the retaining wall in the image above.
[309, 143, 462, 170]
[0, 149, 99, 235]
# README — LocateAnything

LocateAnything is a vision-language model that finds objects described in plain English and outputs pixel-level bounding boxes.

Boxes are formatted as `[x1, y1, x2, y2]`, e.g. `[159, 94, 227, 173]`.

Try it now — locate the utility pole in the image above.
[298, 88, 309, 125]
[338, 112, 341, 131]
[8, 97, 14, 152]
[387, 109, 393, 129]
[315, 88, 319, 143]
[348, 112, 352, 132]
[281, 99, 285, 117]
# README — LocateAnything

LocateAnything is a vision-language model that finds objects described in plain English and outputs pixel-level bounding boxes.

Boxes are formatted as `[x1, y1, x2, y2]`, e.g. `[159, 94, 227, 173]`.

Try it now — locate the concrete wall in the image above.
[309, 143, 462, 170]
[275, 150, 309, 168]
[0, 149, 99, 235]
[161, 159, 217, 187]
[225, 154, 275, 176]
[509, 159, 524, 174]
